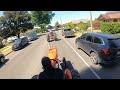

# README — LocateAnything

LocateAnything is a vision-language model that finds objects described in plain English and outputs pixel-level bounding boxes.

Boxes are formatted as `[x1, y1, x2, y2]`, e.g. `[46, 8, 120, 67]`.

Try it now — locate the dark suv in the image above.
[75, 32, 120, 65]
[12, 36, 29, 51]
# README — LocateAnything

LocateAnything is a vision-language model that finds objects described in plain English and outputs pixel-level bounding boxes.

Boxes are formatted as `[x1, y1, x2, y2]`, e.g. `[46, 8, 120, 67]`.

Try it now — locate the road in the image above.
[0, 30, 120, 79]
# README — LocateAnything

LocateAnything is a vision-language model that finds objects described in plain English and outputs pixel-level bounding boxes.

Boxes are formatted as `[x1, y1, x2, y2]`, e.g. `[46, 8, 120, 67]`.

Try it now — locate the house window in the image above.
[113, 19, 117, 22]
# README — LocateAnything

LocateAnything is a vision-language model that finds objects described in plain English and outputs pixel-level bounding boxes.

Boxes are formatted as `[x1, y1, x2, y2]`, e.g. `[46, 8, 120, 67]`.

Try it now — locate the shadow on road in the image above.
[0, 59, 9, 68]
[55, 38, 61, 41]
[25, 42, 31, 48]
[66, 36, 75, 38]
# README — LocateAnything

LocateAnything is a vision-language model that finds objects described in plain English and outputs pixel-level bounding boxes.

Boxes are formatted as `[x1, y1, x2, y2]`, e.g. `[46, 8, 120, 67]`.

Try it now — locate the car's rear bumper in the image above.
[65, 35, 74, 37]
[100, 58, 120, 65]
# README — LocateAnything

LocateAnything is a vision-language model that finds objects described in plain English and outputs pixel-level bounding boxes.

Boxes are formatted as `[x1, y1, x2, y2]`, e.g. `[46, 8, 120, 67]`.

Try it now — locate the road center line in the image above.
[59, 34, 101, 79]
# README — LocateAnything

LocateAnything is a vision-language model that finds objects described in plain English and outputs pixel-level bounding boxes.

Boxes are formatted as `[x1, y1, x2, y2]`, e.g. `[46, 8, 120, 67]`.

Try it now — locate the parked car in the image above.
[0, 52, 5, 63]
[11, 36, 18, 42]
[27, 33, 37, 41]
[7, 37, 13, 43]
[7, 36, 18, 43]
[62, 29, 74, 38]
[12, 37, 29, 51]
[2, 39, 7, 45]
[75, 32, 120, 65]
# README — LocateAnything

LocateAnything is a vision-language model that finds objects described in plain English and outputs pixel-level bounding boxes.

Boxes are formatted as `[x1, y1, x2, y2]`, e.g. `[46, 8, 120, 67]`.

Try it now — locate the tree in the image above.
[76, 23, 86, 34]
[55, 21, 60, 29]
[67, 22, 74, 30]
[77, 23, 86, 30]
[0, 16, 11, 39]
[47, 25, 53, 29]
[86, 21, 90, 27]
[31, 11, 55, 31]
[0, 11, 34, 38]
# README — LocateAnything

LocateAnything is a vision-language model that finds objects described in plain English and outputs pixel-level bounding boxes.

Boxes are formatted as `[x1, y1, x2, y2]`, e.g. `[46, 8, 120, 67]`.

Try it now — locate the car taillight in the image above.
[102, 48, 117, 55]
[102, 49, 110, 55]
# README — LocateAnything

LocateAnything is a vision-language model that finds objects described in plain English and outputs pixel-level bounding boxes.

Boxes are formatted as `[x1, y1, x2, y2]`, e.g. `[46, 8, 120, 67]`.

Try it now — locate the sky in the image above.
[51, 11, 107, 26]
[0, 11, 107, 26]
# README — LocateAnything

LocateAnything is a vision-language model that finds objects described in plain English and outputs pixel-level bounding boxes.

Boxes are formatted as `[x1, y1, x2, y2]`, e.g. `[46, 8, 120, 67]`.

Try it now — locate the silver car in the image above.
[62, 29, 74, 38]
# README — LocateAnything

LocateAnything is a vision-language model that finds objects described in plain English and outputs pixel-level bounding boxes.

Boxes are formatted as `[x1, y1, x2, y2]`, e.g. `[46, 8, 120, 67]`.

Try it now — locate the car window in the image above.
[86, 35, 93, 42]
[22, 38, 25, 41]
[93, 36, 103, 44]
[15, 39, 21, 44]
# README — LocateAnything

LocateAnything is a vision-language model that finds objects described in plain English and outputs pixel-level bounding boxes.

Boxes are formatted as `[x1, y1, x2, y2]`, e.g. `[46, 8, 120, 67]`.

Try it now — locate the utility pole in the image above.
[60, 16, 63, 30]
[90, 11, 93, 32]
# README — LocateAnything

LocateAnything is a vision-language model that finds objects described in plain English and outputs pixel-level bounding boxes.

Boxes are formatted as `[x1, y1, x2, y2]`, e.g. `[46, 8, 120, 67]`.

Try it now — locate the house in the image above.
[98, 11, 120, 22]
[71, 19, 89, 26]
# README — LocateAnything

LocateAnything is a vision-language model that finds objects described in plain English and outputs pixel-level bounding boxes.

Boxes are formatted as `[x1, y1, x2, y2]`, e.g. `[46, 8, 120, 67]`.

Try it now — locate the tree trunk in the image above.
[17, 34, 20, 38]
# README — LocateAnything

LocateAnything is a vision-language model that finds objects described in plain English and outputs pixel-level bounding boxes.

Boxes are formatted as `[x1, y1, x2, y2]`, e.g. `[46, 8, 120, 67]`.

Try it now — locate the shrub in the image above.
[100, 22, 120, 34]
[67, 22, 75, 30]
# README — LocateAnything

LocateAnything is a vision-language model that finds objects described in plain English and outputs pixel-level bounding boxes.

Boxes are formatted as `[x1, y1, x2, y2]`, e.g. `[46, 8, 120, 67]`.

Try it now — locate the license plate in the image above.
[117, 51, 120, 55]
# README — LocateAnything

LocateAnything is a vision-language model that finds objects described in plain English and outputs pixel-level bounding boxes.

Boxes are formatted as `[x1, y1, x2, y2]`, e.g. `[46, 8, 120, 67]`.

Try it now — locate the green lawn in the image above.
[0, 42, 14, 52]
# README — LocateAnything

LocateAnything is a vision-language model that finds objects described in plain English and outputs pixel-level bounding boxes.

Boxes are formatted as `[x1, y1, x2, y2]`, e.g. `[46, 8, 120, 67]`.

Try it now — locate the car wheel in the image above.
[90, 52, 98, 65]
[0, 57, 5, 63]
[75, 41, 80, 49]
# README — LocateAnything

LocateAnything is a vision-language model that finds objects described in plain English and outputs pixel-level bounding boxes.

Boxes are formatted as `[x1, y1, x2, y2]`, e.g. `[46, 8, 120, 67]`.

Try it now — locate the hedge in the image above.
[100, 22, 120, 34]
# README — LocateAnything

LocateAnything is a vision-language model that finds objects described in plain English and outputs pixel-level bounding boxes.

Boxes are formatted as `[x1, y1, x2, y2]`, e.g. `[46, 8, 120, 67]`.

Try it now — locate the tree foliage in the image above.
[67, 22, 74, 30]
[77, 23, 86, 30]
[47, 25, 53, 29]
[100, 22, 120, 34]
[55, 21, 60, 29]
[31, 11, 55, 26]
[86, 21, 90, 27]
[0, 11, 34, 38]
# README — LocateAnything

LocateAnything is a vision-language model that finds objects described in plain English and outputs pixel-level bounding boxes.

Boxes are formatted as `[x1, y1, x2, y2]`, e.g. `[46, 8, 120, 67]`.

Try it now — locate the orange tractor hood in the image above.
[48, 46, 58, 60]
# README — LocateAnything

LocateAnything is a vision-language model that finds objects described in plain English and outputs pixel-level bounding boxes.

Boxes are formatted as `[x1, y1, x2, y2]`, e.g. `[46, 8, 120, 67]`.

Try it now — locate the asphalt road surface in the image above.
[0, 30, 120, 79]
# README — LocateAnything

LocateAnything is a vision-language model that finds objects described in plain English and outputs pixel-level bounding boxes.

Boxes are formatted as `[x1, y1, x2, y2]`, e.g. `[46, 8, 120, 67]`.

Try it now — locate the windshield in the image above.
[15, 39, 21, 44]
